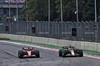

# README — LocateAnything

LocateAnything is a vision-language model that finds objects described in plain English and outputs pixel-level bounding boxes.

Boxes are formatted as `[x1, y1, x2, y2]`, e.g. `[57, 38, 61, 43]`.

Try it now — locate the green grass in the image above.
[0, 38, 10, 40]
[83, 50, 100, 56]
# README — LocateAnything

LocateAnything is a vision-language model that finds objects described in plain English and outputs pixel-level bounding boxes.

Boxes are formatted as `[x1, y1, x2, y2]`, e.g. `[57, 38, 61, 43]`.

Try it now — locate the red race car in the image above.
[18, 47, 40, 58]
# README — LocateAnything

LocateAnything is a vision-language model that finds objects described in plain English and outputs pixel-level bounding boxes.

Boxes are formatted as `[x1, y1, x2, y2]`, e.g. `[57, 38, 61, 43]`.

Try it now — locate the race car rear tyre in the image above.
[35, 50, 40, 58]
[59, 50, 62, 57]
[18, 50, 23, 58]
[62, 50, 66, 57]
[79, 50, 83, 57]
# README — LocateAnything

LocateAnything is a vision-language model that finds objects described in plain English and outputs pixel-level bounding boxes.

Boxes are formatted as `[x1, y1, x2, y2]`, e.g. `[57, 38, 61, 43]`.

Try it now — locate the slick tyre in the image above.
[18, 50, 23, 58]
[79, 50, 83, 57]
[59, 50, 62, 57]
[35, 50, 40, 58]
[62, 50, 66, 57]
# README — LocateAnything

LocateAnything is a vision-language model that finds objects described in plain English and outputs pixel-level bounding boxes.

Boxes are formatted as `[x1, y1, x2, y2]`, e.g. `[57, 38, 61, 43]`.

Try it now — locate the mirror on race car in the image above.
[28, 47, 34, 50]
[22, 47, 28, 50]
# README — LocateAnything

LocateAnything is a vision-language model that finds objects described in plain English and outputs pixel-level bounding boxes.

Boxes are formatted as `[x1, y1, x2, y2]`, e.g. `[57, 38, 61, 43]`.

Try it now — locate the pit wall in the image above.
[0, 33, 100, 52]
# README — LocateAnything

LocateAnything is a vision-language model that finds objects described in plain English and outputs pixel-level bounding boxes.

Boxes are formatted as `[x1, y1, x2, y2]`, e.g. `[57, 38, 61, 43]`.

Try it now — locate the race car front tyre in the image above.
[59, 50, 62, 57]
[79, 50, 83, 57]
[35, 50, 40, 58]
[74, 49, 77, 53]
[18, 50, 23, 58]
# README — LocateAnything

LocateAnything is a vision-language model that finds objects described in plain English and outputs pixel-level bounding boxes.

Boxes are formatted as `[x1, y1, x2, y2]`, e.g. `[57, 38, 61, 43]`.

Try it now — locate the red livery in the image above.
[18, 47, 40, 58]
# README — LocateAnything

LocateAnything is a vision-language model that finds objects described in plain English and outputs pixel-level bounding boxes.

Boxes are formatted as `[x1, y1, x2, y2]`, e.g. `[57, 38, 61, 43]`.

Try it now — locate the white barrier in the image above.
[84, 42, 98, 51]
[97, 44, 100, 52]
[10, 34, 19, 40]
[18, 35, 25, 41]
[0, 33, 100, 52]
[24, 36, 32, 42]
[57, 40, 67, 47]
[39, 37, 49, 45]
[48, 38, 58, 46]
[0, 34, 8, 38]
[36, 37, 47, 44]
[31, 37, 37, 43]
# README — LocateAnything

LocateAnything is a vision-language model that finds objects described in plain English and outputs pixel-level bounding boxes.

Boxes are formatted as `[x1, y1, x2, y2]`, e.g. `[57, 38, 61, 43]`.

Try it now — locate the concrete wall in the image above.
[0, 33, 100, 52]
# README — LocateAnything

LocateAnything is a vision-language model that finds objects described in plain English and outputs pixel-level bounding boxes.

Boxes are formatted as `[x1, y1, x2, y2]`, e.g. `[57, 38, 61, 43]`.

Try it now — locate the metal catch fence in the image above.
[0, 21, 100, 42]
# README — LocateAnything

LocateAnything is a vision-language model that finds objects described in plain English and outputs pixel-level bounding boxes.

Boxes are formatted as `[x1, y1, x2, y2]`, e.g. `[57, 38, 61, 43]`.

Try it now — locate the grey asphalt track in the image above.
[0, 42, 100, 66]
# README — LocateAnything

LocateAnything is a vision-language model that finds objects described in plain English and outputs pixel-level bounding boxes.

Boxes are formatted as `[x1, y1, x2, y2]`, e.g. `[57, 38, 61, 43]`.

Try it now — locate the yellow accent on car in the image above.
[71, 51, 75, 55]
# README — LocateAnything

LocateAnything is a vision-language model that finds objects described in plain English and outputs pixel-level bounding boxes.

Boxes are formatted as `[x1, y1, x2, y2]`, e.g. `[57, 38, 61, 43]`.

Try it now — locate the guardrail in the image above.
[0, 33, 100, 52]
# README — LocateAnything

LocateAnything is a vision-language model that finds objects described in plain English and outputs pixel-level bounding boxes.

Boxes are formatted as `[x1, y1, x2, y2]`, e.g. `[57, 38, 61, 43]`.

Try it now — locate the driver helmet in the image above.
[68, 45, 72, 48]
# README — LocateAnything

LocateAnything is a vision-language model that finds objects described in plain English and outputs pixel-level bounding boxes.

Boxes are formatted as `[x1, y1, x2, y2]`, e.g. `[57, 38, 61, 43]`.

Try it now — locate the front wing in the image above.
[23, 54, 37, 58]
[64, 53, 80, 57]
